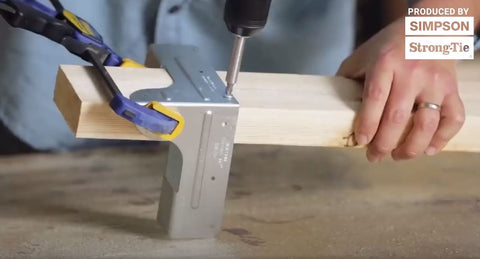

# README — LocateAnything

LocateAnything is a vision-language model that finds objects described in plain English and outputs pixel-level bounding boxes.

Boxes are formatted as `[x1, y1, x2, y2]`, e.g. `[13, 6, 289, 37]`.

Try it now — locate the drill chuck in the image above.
[224, 0, 272, 37]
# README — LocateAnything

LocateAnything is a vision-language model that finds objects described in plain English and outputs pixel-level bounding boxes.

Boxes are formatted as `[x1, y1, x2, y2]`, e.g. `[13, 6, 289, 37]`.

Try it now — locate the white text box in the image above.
[405, 36, 474, 60]
[405, 17, 474, 35]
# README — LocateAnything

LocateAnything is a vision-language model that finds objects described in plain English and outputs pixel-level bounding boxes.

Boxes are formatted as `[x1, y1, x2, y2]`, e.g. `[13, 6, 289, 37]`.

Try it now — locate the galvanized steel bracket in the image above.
[131, 45, 239, 239]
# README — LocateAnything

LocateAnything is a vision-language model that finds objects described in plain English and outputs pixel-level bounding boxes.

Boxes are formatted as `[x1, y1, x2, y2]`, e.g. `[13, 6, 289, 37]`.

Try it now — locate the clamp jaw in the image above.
[0, 0, 184, 139]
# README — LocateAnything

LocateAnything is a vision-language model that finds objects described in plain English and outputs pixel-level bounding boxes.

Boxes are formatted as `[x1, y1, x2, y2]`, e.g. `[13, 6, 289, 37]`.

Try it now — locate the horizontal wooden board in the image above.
[54, 61, 480, 152]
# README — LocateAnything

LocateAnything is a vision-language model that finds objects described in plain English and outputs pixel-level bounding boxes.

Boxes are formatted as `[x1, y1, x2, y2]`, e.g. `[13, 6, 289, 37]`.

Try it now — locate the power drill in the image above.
[224, 0, 272, 96]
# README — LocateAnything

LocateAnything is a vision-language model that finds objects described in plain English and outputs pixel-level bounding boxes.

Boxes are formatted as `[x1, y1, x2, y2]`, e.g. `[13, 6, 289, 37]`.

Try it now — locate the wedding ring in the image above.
[415, 102, 441, 112]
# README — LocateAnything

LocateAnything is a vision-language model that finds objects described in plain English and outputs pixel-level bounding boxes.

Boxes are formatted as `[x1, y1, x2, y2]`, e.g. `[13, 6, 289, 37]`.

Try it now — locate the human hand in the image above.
[337, 18, 465, 162]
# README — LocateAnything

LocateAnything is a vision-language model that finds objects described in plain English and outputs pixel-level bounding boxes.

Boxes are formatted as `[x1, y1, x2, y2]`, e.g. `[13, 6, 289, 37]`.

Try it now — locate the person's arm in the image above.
[337, 0, 479, 162]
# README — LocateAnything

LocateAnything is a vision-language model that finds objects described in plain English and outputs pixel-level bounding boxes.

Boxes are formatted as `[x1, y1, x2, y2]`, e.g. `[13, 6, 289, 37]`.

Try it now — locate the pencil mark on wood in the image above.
[343, 132, 357, 147]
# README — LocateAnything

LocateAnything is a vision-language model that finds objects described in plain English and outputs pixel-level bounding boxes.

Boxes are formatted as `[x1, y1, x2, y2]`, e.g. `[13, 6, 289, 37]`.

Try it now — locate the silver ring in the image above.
[415, 102, 441, 111]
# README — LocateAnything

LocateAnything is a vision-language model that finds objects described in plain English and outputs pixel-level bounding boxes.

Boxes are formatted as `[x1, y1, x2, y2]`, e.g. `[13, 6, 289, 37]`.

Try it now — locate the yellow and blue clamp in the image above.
[0, 0, 184, 140]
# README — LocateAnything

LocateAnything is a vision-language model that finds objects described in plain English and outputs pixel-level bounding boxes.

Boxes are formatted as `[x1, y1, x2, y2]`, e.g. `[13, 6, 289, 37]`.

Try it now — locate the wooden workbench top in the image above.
[1, 145, 480, 258]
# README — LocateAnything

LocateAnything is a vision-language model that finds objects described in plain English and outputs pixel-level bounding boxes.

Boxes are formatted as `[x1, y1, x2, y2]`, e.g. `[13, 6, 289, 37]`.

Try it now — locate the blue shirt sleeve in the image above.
[0, 0, 355, 150]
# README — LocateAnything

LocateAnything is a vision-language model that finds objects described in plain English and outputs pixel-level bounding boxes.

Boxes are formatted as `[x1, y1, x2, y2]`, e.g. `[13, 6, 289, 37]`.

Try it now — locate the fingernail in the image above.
[425, 147, 437, 156]
[356, 134, 368, 146]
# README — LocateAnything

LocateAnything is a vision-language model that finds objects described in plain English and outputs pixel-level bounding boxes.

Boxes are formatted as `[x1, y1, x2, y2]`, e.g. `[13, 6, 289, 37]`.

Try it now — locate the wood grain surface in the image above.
[1, 146, 480, 257]
[54, 60, 480, 152]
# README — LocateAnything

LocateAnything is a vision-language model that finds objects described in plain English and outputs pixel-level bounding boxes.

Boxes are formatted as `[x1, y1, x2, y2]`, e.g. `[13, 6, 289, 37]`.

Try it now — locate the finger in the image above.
[336, 52, 368, 79]
[391, 76, 446, 160]
[354, 57, 394, 146]
[391, 102, 441, 160]
[426, 93, 465, 155]
[367, 75, 417, 162]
